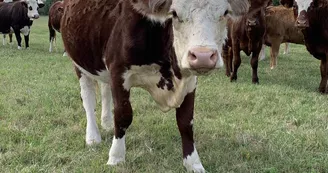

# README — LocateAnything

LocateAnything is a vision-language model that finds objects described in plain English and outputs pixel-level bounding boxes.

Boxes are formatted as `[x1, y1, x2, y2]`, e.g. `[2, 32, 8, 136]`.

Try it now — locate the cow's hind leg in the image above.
[177, 90, 205, 173]
[3, 35, 6, 46]
[107, 71, 132, 165]
[99, 81, 113, 131]
[283, 43, 289, 55]
[231, 44, 241, 82]
[259, 44, 266, 61]
[251, 49, 260, 84]
[77, 67, 101, 145]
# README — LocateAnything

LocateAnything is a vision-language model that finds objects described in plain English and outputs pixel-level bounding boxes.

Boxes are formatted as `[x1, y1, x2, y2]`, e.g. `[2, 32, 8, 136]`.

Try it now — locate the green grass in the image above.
[1, 16, 328, 173]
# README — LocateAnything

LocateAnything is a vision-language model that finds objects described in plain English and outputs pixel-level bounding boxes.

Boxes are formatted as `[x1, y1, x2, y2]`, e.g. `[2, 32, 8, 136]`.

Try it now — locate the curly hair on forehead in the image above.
[131, 0, 172, 14]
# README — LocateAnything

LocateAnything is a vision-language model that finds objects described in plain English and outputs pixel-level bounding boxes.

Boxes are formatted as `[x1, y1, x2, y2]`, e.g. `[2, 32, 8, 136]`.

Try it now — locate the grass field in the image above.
[1, 16, 328, 173]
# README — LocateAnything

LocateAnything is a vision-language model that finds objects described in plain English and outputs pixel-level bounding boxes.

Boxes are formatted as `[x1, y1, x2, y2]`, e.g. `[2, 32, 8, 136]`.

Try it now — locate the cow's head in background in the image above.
[22, 0, 45, 19]
[132, 0, 251, 75]
[294, 0, 328, 28]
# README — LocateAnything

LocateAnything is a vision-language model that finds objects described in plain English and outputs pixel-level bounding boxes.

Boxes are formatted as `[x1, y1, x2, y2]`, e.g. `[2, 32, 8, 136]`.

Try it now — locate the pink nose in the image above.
[33, 14, 39, 19]
[188, 47, 218, 70]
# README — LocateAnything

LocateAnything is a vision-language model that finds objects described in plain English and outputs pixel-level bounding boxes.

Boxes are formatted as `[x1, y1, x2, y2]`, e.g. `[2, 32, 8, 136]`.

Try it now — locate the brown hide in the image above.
[264, 5, 304, 68]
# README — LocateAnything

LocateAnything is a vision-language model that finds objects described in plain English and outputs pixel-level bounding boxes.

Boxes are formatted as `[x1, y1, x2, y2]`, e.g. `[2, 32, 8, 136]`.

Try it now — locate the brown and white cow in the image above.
[260, 5, 304, 69]
[223, 4, 266, 84]
[294, 0, 328, 93]
[0, 0, 44, 49]
[48, 1, 65, 56]
[60, 0, 257, 172]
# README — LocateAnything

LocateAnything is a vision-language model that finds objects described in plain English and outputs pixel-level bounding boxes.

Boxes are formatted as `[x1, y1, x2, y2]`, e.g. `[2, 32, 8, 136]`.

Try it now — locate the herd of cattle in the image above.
[1, 0, 328, 172]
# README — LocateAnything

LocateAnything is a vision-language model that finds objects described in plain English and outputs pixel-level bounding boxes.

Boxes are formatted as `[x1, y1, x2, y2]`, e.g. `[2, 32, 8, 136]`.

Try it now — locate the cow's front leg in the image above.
[13, 30, 22, 49]
[107, 70, 132, 165]
[76, 67, 101, 145]
[176, 90, 205, 173]
[24, 34, 29, 49]
[99, 81, 113, 131]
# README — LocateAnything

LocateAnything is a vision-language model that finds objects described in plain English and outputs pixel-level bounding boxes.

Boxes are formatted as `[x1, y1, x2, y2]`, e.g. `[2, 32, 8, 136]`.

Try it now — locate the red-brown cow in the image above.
[294, 0, 328, 93]
[48, 1, 65, 56]
[260, 5, 304, 69]
[223, 4, 266, 84]
[60, 0, 269, 172]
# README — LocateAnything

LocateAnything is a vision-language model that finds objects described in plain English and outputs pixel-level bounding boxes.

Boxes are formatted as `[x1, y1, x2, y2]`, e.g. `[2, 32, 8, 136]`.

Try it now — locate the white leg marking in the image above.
[80, 74, 101, 145]
[107, 136, 126, 165]
[62, 51, 67, 57]
[283, 43, 289, 55]
[49, 38, 53, 52]
[17, 46, 22, 50]
[100, 82, 113, 131]
[183, 146, 205, 173]
[259, 44, 266, 61]
[2, 35, 6, 46]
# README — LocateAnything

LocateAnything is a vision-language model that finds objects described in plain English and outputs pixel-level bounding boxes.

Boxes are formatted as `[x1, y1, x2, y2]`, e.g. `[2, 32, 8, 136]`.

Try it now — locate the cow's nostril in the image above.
[190, 52, 197, 60]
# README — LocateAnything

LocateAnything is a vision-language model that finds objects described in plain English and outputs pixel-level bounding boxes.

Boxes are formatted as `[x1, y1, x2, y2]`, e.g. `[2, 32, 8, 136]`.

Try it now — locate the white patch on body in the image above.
[183, 146, 205, 173]
[122, 64, 197, 112]
[100, 81, 113, 131]
[20, 26, 30, 36]
[79, 74, 101, 145]
[74, 62, 111, 83]
[107, 136, 126, 165]
[171, 0, 229, 71]
[295, 0, 312, 15]
[259, 44, 266, 61]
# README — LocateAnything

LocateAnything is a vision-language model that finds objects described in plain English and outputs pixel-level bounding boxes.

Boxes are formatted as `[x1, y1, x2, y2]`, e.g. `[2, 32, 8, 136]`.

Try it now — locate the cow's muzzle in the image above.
[188, 47, 218, 74]
[295, 10, 309, 28]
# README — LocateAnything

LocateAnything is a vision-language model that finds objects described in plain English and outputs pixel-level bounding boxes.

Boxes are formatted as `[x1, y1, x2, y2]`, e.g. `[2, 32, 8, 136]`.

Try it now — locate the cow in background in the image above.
[48, 1, 65, 56]
[0, 0, 44, 49]
[294, 0, 328, 93]
[260, 5, 304, 69]
[223, 3, 266, 84]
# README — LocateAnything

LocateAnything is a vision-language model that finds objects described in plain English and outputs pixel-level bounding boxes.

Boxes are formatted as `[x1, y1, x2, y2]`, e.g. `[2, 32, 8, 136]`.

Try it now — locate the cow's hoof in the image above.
[107, 156, 125, 165]
[17, 46, 22, 50]
[252, 78, 259, 84]
[86, 133, 101, 145]
[63, 52, 67, 57]
[230, 76, 237, 82]
[270, 66, 276, 70]
[184, 163, 205, 173]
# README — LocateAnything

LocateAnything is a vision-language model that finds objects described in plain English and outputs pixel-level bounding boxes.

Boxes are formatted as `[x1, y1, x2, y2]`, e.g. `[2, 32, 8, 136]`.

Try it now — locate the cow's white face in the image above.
[295, 0, 312, 14]
[294, 0, 312, 28]
[170, 0, 249, 75]
[25, 0, 44, 19]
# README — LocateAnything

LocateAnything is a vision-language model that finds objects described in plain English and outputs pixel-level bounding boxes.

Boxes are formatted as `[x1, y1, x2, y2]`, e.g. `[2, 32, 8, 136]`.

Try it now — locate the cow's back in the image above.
[265, 5, 304, 44]
[49, 1, 64, 32]
[61, 0, 119, 74]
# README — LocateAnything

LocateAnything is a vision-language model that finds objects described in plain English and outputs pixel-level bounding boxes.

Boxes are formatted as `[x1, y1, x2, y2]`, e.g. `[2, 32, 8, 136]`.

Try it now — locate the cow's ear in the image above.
[37, 0, 44, 8]
[227, 0, 250, 16]
[265, 6, 275, 16]
[58, 7, 64, 13]
[313, 0, 327, 8]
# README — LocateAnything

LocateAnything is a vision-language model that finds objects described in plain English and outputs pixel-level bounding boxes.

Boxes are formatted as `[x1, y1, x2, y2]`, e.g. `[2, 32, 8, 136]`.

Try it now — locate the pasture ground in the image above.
[0, 17, 328, 173]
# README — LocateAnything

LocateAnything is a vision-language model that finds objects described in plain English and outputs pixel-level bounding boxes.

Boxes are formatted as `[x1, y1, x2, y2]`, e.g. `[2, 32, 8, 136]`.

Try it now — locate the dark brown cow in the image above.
[294, 0, 328, 93]
[260, 5, 304, 69]
[60, 0, 262, 172]
[48, 0, 65, 55]
[223, 6, 266, 84]
[0, 0, 44, 49]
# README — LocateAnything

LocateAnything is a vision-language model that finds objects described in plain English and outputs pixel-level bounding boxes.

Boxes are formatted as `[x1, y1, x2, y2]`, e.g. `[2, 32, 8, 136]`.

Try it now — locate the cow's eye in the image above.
[224, 10, 229, 16]
[170, 10, 183, 23]
[29, 6, 32, 10]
